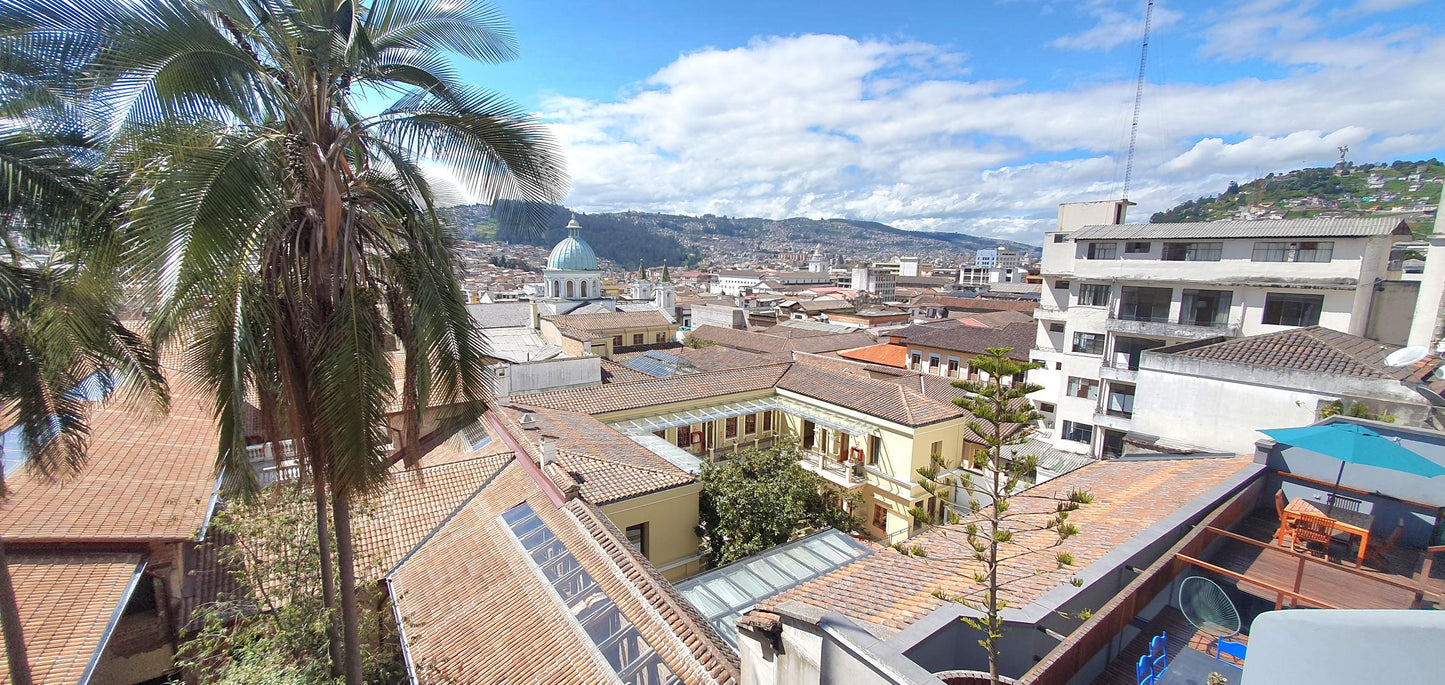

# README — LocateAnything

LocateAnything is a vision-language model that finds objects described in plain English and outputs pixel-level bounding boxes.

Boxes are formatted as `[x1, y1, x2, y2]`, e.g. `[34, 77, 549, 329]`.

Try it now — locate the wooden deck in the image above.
[1200, 510, 1443, 610]
[1093, 606, 1246, 685]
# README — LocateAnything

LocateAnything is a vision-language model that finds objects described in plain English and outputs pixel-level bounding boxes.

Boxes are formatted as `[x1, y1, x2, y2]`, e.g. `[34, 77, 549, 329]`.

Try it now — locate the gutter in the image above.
[195, 468, 226, 542]
[79, 556, 148, 685]
[384, 578, 419, 685]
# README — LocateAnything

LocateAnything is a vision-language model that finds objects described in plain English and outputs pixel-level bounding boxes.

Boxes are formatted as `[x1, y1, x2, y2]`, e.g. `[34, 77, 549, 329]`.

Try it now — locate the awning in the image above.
[770, 396, 875, 437]
[624, 433, 706, 475]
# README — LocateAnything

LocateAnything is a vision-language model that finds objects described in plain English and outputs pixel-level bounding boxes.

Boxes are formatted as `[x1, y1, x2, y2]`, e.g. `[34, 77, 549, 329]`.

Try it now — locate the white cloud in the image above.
[540, 11, 1445, 243]
[1050, 1, 1184, 52]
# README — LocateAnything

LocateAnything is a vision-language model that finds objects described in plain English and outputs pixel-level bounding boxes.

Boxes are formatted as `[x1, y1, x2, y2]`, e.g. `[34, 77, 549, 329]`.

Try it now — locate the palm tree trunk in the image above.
[0, 538, 33, 685]
[312, 472, 343, 677]
[331, 488, 364, 685]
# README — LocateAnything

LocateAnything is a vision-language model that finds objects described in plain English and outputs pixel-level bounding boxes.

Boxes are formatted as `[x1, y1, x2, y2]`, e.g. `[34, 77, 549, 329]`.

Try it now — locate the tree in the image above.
[696, 439, 863, 566]
[913, 348, 1091, 685]
[8, 1, 567, 682]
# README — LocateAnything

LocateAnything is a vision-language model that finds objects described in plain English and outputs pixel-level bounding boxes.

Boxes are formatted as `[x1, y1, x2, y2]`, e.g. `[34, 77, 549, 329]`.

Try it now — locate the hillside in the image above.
[1152, 159, 1442, 235]
[439, 202, 1038, 270]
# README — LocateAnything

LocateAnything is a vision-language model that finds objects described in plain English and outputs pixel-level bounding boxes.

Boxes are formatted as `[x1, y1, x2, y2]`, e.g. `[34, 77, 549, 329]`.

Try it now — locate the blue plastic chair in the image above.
[1150, 632, 1168, 675]
[1217, 637, 1247, 663]
[1136, 655, 1155, 685]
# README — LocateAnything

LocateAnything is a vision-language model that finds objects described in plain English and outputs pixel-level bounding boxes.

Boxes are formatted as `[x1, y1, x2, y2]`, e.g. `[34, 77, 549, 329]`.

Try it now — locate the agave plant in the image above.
[4, 0, 566, 681]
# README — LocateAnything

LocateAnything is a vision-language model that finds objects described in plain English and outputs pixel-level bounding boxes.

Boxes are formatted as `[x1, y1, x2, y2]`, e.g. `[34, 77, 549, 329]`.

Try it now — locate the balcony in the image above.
[1106, 315, 1240, 340]
[1098, 357, 1138, 382]
[799, 450, 866, 487]
[1035, 306, 1067, 322]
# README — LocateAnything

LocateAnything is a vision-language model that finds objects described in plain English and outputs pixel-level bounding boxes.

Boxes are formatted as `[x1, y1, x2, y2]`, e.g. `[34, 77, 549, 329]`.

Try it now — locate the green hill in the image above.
[1152, 159, 1443, 236]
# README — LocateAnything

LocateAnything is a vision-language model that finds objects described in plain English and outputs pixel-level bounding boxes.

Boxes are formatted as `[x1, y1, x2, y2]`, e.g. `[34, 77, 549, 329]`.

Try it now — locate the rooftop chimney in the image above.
[539, 435, 557, 470]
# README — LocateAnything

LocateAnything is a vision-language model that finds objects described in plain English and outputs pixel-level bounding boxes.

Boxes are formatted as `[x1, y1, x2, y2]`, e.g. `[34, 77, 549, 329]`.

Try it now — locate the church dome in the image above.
[546, 218, 599, 271]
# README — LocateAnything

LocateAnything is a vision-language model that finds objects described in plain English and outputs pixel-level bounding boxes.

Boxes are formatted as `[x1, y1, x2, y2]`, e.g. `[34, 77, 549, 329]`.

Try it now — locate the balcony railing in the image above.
[1106, 316, 1241, 340]
[800, 450, 865, 485]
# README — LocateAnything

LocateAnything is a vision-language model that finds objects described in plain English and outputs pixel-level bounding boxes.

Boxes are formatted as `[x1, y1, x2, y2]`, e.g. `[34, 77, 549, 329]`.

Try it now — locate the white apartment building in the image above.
[849, 266, 897, 299]
[1029, 200, 1413, 458]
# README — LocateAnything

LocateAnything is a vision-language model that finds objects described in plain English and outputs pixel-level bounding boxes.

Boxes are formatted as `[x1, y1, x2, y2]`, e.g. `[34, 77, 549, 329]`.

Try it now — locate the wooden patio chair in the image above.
[1274, 490, 1297, 548]
[1364, 519, 1404, 571]
[1294, 513, 1346, 559]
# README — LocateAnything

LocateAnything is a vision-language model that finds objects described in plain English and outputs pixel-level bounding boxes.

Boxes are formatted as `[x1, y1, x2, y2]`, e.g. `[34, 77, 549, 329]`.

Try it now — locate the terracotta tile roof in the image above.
[0, 388, 220, 543]
[544, 310, 673, 341]
[777, 363, 964, 427]
[514, 362, 791, 415]
[600, 357, 656, 383]
[1161, 326, 1413, 379]
[355, 452, 513, 576]
[760, 456, 1255, 632]
[387, 461, 738, 684]
[688, 325, 875, 355]
[878, 374, 1027, 444]
[837, 344, 910, 368]
[612, 346, 790, 375]
[0, 553, 142, 685]
[899, 321, 1036, 361]
[909, 295, 1039, 314]
[500, 405, 695, 504]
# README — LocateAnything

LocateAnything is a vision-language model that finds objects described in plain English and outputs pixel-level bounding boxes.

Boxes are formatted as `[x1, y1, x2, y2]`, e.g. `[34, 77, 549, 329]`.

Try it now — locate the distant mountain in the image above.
[439, 201, 1038, 270]
[1152, 159, 1442, 235]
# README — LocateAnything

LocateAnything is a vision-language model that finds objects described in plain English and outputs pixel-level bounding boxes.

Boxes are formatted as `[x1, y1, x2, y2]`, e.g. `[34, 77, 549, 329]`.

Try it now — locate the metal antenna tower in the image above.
[1122, 0, 1154, 202]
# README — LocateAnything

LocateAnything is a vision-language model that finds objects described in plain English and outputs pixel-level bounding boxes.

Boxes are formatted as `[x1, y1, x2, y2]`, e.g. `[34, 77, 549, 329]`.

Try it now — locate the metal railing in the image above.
[801, 449, 865, 484]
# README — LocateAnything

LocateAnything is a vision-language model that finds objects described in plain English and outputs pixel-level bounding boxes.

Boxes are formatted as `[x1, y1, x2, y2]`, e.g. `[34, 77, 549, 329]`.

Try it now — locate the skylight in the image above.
[501, 504, 681, 685]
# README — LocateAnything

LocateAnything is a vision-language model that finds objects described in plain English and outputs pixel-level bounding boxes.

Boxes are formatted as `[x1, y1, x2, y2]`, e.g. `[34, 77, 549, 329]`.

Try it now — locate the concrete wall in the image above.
[1241, 610, 1445, 685]
[600, 483, 705, 581]
[693, 302, 750, 329]
[495, 356, 602, 396]
[1366, 279, 1419, 345]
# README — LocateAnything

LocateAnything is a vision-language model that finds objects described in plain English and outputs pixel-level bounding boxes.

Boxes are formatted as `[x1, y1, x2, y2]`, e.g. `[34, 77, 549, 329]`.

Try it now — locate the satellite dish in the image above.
[1385, 346, 1429, 367]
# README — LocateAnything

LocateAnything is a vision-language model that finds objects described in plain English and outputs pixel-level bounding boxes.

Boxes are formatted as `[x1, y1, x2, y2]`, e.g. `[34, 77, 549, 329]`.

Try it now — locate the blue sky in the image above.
[439, 0, 1445, 242]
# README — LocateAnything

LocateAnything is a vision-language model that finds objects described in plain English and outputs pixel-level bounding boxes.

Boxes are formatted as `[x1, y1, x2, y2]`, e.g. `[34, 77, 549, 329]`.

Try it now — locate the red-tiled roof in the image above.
[514, 363, 791, 415]
[687, 325, 875, 355]
[544, 310, 673, 341]
[0, 553, 142, 685]
[837, 344, 909, 368]
[0, 388, 219, 543]
[898, 321, 1036, 361]
[1163, 326, 1415, 379]
[777, 363, 964, 427]
[387, 461, 738, 684]
[760, 456, 1255, 632]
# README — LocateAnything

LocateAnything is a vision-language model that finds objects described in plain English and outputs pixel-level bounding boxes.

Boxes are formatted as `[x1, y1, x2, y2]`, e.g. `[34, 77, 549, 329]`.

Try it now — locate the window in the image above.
[580, 281, 588, 298]
[1252, 241, 1334, 263]
[1053, 280, 1071, 290]
[1039, 402, 1057, 413]
[461, 421, 490, 451]
[947, 358, 960, 377]
[655, 333, 665, 343]
[1125, 241, 1151, 254]
[612, 335, 623, 347]
[676, 427, 691, 448]
[910, 353, 922, 370]
[1262, 293, 1324, 327]
[745, 413, 756, 434]
[868, 435, 882, 465]
[1118, 286, 1172, 322]
[632, 333, 644, 346]
[566, 281, 574, 297]
[625, 523, 648, 557]
[1111, 336, 1166, 370]
[1162, 242, 1222, 261]
[930, 440, 943, 457]
[1072, 331, 1104, 355]
[1066, 376, 1099, 400]
[1053, 234, 1068, 243]
[872, 504, 888, 529]
[1055, 361, 1063, 370]
[1049, 322, 1065, 333]
[1086, 242, 1118, 260]
[928, 355, 940, 373]
[1061, 420, 1093, 444]
[725, 417, 738, 438]
[763, 410, 774, 432]
[1179, 289, 1233, 326]
[1078, 283, 1110, 307]
[1106, 384, 1136, 418]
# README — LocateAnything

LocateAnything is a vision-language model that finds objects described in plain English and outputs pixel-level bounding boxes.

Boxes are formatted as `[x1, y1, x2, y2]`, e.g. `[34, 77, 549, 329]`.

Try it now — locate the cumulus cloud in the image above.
[539, 8, 1445, 243]
[1049, 0, 1184, 52]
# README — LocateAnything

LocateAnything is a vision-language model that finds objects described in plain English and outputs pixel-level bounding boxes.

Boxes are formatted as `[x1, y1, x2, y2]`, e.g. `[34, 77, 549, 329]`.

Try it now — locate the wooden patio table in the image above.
[1281, 497, 1374, 568]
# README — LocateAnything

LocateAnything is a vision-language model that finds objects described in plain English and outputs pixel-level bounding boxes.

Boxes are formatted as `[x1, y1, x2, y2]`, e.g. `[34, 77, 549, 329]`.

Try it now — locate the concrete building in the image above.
[849, 266, 898, 300]
[1029, 200, 1414, 457]
[808, 245, 828, 273]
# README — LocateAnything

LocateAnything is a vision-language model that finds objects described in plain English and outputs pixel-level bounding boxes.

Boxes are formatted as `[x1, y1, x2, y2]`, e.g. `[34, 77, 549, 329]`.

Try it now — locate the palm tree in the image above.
[11, 1, 566, 681]
[0, 17, 169, 678]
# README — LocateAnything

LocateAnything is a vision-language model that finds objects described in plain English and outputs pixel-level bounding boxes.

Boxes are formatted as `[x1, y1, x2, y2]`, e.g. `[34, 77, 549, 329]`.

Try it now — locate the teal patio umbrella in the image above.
[1261, 423, 1445, 515]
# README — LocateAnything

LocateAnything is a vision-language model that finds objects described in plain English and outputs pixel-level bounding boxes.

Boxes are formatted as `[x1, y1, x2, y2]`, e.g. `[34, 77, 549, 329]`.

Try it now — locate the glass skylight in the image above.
[501, 504, 681, 685]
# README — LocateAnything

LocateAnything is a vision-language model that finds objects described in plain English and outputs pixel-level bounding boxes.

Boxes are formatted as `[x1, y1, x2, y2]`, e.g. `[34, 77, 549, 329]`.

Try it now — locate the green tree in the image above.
[7, 1, 567, 682]
[696, 439, 862, 566]
[913, 348, 1091, 685]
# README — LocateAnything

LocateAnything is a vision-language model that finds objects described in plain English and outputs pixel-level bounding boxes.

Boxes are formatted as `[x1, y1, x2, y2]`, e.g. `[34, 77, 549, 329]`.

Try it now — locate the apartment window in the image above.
[1048, 322, 1065, 333]
[1252, 241, 1334, 263]
[1125, 241, 1151, 254]
[868, 435, 882, 465]
[612, 335, 623, 347]
[928, 355, 941, 373]
[930, 440, 943, 457]
[1055, 361, 1063, 370]
[1118, 286, 1172, 322]
[763, 410, 774, 432]
[910, 353, 922, 370]
[1066, 376, 1099, 400]
[1162, 242, 1223, 261]
[1086, 242, 1118, 260]
[1072, 331, 1104, 355]
[625, 523, 648, 557]
[1106, 384, 1136, 418]
[745, 413, 756, 434]
[725, 417, 738, 438]
[1060, 420, 1093, 444]
[1053, 234, 1068, 243]
[1262, 293, 1324, 327]
[1179, 289, 1233, 326]
[1039, 402, 1057, 413]
[632, 333, 644, 346]
[872, 504, 888, 529]
[1078, 283, 1110, 307]
[1053, 280, 1071, 290]
[947, 358, 960, 377]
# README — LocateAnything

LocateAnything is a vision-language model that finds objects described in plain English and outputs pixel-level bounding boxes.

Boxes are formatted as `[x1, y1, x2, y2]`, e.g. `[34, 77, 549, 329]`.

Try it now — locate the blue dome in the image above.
[546, 218, 599, 271]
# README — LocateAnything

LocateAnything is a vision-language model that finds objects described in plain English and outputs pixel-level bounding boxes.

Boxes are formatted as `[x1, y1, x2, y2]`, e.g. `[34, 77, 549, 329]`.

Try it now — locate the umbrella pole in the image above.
[1327, 461, 1345, 516]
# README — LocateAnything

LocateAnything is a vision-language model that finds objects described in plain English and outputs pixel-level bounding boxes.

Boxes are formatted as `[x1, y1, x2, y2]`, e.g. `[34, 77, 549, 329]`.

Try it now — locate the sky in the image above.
[447, 0, 1445, 244]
